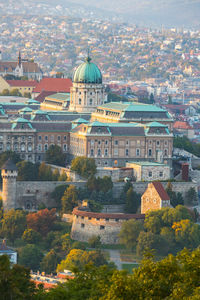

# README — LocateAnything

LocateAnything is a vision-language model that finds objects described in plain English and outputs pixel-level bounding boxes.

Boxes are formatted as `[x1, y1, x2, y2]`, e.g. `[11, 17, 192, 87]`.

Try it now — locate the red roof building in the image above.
[173, 121, 194, 139]
[141, 182, 170, 214]
[32, 78, 72, 97]
[6, 80, 37, 87]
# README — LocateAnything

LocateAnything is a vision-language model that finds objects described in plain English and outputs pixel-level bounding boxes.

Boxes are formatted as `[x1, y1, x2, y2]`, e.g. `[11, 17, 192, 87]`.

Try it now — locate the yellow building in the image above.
[0, 76, 37, 96]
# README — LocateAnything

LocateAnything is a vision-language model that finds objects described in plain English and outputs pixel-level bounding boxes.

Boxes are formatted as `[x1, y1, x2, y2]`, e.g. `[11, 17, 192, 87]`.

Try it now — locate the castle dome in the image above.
[73, 56, 102, 84]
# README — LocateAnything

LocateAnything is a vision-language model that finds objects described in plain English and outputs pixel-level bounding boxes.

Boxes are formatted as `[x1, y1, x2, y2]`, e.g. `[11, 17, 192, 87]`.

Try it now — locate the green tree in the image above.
[57, 249, 107, 272]
[136, 231, 169, 256]
[0, 151, 21, 167]
[45, 145, 66, 167]
[124, 187, 141, 213]
[18, 244, 43, 271]
[149, 93, 155, 104]
[1, 89, 10, 96]
[40, 249, 60, 274]
[10, 89, 22, 96]
[61, 185, 78, 213]
[119, 219, 144, 250]
[1, 209, 26, 244]
[71, 157, 96, 178]
[52, 169, 60, 181]
[22, 229, 42, 244]
[0, 255, 37, 299]
[38, 162, 53, 181]
[88, 235, 101, 249]
[172, 219, 200, 249]
[58, 171, 67, 181]
[16, 161, 39, 181]
[185, 187, 198, 205]
[51, 184, 68, 210]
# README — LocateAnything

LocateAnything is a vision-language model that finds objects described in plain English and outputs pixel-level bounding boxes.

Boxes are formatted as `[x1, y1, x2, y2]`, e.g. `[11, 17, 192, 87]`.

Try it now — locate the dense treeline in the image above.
[3, 248, 200, 299]
[119, 205, 200, 256]
[174, 136, 200, 157]
[0, 207, 108, 274]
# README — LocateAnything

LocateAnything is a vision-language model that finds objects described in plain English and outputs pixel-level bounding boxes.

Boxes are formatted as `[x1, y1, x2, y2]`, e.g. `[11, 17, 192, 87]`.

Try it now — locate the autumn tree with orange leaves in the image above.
[26, 208, 56, 236]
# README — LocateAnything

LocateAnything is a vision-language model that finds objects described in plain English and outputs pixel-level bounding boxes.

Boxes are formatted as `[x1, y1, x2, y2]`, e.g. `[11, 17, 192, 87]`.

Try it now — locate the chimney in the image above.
[182, 163, 189, 181]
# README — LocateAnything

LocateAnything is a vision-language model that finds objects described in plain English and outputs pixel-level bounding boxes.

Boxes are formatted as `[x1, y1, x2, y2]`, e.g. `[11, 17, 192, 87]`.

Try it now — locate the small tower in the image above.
[15, 51, 23, 77]
[18, 51, 22, 67]
[1, 159, 18, 210]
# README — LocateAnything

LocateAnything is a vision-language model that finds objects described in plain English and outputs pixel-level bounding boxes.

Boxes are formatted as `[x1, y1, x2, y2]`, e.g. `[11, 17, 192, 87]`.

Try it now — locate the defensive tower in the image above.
[1, 159, 18, 210]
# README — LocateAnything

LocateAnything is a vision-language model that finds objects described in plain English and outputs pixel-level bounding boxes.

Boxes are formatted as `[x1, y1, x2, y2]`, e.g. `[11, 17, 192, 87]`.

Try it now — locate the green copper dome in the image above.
[73, 56, 102, 84]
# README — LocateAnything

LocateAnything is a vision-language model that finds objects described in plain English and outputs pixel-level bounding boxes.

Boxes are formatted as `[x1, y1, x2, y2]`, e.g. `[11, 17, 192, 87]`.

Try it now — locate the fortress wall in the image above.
[71, 214, 123, 244]
[15, 181, 85, 209]
[4, 179, 198, 210]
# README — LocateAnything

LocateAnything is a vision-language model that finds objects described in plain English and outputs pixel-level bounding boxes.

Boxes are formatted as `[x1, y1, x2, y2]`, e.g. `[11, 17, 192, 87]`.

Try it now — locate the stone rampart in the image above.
[71, 207, 145, 244]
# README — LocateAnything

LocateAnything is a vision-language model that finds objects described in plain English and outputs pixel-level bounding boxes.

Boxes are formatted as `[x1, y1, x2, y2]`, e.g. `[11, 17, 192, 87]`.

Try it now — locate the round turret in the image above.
[1, 159, 18, 210]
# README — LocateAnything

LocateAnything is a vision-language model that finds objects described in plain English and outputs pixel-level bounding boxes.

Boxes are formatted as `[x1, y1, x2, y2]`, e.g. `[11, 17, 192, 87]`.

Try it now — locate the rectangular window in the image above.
[114, 148, 118, 155]
[100, 225, 105, 230]
[136, 149, 140, 156]
[81, 223, 85, 228]
[38, 135, 42, 141]
[159, 171, 163, 177]
[45, 136, 48, 141]
[57, 136, 61, 142]
[149, 171, 152, 177]
[126, 149, 129, 156]
[114, 140, 118, 145]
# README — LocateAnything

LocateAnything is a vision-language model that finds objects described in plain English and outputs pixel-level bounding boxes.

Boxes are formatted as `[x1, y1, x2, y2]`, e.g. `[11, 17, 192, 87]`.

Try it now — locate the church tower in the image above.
[1, 159, 18, 210]
[14, 51, 23, 77]
[69, 55, 105, 113]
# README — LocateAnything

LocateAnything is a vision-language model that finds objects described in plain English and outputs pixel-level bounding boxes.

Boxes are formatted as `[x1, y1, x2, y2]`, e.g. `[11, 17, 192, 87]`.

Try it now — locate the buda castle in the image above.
[0, 55, 173, 167]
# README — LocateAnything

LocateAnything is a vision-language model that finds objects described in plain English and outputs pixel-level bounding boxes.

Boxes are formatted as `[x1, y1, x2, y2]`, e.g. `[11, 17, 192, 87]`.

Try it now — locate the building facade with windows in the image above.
[0, 56, 174, 167]
[70, 120, 173, 167]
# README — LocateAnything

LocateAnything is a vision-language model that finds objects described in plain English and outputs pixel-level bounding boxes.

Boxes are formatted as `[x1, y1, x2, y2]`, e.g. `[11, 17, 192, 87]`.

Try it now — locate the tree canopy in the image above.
[45, 145, 66, 167]
[71, 157, 96, 178]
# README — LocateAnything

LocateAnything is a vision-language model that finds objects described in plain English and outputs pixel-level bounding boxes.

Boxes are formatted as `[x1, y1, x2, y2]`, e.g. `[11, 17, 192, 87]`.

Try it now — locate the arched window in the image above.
[148, 149, 152, 156]
[98, 149, 101, 156]
[21, 143, 25, 152]
[28, 144, 32, 152]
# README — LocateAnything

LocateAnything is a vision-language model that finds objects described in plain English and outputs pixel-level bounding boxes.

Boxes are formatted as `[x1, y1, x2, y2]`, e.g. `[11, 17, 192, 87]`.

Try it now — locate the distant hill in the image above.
[0, 0, 200, 28]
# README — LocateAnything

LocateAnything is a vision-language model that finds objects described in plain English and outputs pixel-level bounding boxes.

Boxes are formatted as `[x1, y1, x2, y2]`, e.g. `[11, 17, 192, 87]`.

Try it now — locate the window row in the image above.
[0, 143, 33, 152]
[148, 149, 168, 156]
[38, 135, 66, 142]
[148, 140, 168, 146]
[37, 144, 67, 152]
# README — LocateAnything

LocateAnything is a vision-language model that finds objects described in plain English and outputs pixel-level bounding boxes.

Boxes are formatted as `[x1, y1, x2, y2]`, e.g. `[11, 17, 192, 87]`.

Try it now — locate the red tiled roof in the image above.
[6, 80, 37, 87]
[35, 91, 55, 103]
[33, 78, 72, 93]
[72, 207, 145, 220]
[152, 182, 170, 200]
[173, 121, 193, 130]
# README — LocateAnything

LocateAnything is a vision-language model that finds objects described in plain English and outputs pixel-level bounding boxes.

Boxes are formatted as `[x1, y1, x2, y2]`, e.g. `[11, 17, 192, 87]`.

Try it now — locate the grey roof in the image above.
[1, 159, 17, 171]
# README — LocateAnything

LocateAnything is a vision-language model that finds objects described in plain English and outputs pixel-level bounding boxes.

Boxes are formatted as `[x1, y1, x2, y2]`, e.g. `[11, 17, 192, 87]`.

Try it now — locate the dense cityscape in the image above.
[0, 1, 200, 299]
